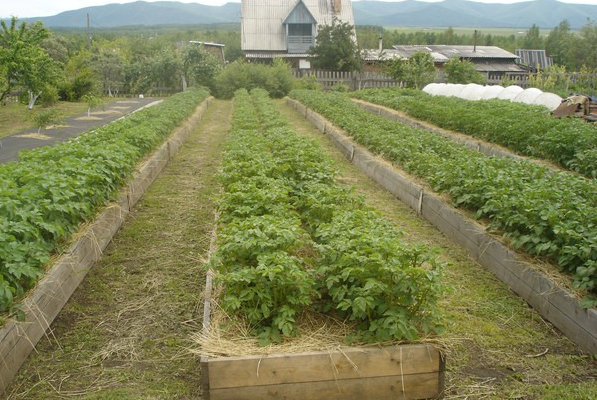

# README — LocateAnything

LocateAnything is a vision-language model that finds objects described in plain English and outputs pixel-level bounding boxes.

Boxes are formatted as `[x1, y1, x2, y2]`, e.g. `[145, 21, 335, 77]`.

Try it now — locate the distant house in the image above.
[364, 44, 525, 80]
[241, 0, 355, 68]
[515, 49, 553, 72]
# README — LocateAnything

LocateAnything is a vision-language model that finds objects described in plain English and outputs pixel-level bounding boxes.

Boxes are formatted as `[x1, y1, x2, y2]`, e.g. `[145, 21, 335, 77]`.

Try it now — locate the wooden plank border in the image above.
[203, 345, 444, 400]
[0, 97, 214, 394]
[286, 97, 597, 355]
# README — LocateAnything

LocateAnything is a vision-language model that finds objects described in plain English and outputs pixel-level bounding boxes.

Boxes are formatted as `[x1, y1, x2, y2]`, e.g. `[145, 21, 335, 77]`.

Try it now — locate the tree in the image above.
[91, 47, 124, 97]
[0, 17, 60, 108]
[182, 44, 222, 91]
[384, 52, 437, 89]
[522, 24, 543, 49]
[545, 20, 573, 68]
[309, 18, 361, 72]
[444, 56, 485, 84]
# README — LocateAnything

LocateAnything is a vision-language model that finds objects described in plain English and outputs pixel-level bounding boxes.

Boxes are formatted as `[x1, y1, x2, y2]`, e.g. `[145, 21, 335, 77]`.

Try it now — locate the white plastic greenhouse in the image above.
[422, 83, 562, 111]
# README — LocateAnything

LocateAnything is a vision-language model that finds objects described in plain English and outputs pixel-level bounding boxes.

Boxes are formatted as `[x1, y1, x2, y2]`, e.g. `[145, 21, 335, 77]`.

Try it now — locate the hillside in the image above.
[15, 0, 597, 29]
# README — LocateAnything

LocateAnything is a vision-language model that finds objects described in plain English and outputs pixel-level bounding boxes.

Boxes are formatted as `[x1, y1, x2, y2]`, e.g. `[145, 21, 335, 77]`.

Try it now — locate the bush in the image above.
[40, 86, 59, 107]
[214, 59, 297, 99]
[444, 56, 486, 84]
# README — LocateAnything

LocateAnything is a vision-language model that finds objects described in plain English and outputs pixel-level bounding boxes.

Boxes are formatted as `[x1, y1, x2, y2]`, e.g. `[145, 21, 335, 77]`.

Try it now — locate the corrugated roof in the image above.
[515, 49, 553, 71]
[241, 0, 355, 51]
[245, 52, 311, 58]
[390, 45, 518, 61]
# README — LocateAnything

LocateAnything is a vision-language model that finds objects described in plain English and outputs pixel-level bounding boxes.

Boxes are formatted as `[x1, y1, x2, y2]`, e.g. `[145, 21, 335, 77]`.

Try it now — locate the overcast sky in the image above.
[1, 0, 596, 18]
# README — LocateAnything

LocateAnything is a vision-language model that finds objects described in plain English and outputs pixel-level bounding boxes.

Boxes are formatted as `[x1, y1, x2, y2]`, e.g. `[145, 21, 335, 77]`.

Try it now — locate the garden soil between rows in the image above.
[4, 98, 596, 400]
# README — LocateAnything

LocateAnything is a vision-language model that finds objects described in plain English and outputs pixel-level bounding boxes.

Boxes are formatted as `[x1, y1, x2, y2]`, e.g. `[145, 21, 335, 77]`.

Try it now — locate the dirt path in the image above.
[6, 99, 232, 400]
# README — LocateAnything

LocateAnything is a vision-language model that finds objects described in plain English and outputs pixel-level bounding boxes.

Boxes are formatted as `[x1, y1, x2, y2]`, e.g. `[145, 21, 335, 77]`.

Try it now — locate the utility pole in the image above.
[87, 13, 91, 48]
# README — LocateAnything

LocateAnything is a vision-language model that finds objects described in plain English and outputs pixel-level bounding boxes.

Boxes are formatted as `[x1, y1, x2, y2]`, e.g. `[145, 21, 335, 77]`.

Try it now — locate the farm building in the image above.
[241, 0, 355, 68]
[515, 49, 554, 72]
[364, 44, 525, 80]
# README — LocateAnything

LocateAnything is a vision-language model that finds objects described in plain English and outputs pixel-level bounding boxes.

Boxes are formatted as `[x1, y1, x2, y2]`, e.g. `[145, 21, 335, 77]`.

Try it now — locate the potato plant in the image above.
[352, 88, 597, 178]
[290, 89, 597, 304]
[213, 89, 446, 345]
[0, 88, 210, 314]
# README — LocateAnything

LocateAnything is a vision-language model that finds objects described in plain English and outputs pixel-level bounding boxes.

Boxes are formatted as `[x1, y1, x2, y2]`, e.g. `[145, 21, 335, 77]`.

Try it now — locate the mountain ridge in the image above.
[11, 0, 596, 29]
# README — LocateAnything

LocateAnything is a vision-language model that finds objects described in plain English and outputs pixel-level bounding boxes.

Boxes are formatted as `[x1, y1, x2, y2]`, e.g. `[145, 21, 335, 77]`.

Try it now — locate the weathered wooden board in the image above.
[209, 372, 440, 400]
[202, 344, 444, 400]
[0, 97, 213, 394]
[287, 97, 597, 355]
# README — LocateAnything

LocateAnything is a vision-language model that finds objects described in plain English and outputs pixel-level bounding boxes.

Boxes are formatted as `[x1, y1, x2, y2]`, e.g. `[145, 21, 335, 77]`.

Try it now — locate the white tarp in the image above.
[496, 85, 525, 100]
[512, 88, 543, 104]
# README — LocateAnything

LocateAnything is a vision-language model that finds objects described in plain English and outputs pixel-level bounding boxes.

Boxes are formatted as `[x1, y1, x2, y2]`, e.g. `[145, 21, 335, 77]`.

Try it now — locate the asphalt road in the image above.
[0, 97, 162, 163]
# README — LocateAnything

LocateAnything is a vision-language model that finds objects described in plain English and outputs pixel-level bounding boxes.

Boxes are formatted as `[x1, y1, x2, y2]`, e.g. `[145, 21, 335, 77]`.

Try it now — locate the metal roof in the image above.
[241, 0, 355, 51]
[244, 52, 311, 58]
[515, 49, 553, 71]
[390, 45, 518, 62]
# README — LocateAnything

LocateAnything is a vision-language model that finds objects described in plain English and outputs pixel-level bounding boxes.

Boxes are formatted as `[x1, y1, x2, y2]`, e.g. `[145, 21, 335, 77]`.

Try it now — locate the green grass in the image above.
[0, 99, 116, 139]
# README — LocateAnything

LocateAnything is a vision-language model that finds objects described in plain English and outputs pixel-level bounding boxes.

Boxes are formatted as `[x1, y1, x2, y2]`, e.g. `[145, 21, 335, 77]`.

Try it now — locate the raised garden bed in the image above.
[286, 96, 597, 355]
[199, 89, 446, 400]
[0, 96, 213, 394]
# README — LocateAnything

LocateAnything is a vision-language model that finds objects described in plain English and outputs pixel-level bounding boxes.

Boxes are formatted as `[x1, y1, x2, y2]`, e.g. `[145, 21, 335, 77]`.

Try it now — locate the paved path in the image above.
[0, 97, 162, 163]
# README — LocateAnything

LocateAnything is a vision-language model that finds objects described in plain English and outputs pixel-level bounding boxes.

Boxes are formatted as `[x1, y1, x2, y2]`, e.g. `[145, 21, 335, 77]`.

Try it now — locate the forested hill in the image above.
[15, 0, 597, 29]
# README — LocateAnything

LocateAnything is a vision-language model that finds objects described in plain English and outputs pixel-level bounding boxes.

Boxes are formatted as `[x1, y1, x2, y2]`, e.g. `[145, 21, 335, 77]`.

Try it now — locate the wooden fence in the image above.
[294, 69, 597, 93]
[486, 72, 597, 92]
[293, 70, 403, 90]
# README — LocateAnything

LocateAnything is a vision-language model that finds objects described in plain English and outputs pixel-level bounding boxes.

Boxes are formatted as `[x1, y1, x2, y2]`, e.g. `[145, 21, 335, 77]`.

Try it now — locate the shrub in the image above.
[214, 60, 297, 99]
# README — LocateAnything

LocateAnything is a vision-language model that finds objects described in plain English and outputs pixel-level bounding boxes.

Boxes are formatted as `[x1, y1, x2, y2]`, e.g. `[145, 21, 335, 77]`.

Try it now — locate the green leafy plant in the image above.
[290, 89, 596, 302]
[212, 88, 446, 345]
[352, 87, 597, 178]
[0, 88, 210, 313]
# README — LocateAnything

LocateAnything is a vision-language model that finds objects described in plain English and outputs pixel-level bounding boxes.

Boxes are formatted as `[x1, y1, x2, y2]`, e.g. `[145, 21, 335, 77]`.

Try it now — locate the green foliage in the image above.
[0, 88, 209, 313]
[353, 88, 597, 179]
[444, 56, 486, 84]
[30, 108, 62, 132]
[383, 52, 436, 89]
[296, 74, 321, 91]
[213, 59, 297, 99]
[309, 17, 362, 72]
[81, 93, 102, 116]
[182, 44, 222, 91]
[0, 17, 61, 106]
[290, 89, 597, 301]
[213, 88, 446, 345]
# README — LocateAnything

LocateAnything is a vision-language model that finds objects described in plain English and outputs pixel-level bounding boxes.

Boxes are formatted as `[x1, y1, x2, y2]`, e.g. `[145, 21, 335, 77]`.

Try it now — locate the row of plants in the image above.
[212, 89, 446, 345]
[289, 90, 597, 305]
[351, 88, 597, 178]
[0, 87, 210, 315]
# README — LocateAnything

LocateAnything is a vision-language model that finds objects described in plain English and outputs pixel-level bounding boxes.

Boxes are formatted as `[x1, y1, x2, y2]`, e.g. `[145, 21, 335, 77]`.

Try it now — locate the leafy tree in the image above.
[213, 60, 297, 99]
[570, 20, 597, 70]
[545, 20, 573, 68]
[384, 51, 437, 89]
[182, 44, 222, 91]
[0, 17, 60, 108]
[60, 50, 97, 101]
[30, 108, 61, 133]
[82, 93, 102, 117]
[91, 47, 124, 97]
[309, 17, 362, 72]
[444, 56, 485, 84]
[522, 24, 543, 49]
